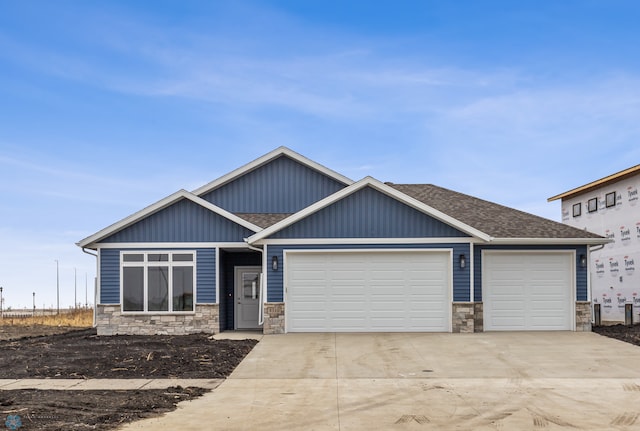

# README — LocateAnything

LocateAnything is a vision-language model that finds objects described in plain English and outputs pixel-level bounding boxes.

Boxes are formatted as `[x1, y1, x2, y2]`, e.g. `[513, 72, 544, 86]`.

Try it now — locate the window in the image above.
[572, 203, 582, 217]
[605, 191, 616, 208]
[121, 251, 195, 313]
[588, 197, 598, 213]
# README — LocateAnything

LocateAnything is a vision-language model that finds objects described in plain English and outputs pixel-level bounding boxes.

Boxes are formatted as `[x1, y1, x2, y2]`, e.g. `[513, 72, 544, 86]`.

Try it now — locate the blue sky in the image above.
[1, 0, 639, 309]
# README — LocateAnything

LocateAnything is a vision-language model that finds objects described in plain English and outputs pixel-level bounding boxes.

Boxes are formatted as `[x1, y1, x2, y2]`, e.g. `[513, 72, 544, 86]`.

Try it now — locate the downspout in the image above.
[244, 241, 266, 325]
[588, 244, 606, 324]
[81, 247, 98, 328]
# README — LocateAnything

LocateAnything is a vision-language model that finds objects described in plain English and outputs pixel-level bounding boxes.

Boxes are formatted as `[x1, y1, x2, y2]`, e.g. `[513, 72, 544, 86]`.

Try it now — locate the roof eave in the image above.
[548, 164, 640, 202]
[489, 237, 611, 246]
[247, 176, 493, 244]
[192, 146, 354, 197]
[77, 190, 262, 249]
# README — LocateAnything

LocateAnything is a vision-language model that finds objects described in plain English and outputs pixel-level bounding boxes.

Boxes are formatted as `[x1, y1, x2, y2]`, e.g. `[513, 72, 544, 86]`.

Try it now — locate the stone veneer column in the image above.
[575, 301, 592, 332]
[451, 303, 475, 333]
[263, 303, 285, 334]
[95, 304, 220, 335]
[473, 302, 484, 333]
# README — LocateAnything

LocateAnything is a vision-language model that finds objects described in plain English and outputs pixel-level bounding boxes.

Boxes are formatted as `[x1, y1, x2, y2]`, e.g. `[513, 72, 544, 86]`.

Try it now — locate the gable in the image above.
[200, 155, 347, 213]
[101, 198, 255, 243]
[270, 186, 470, 239]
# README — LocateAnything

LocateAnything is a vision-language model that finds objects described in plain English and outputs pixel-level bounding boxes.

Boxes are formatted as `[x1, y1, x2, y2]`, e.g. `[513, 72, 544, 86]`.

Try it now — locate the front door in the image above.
[235, 266, 262, 329]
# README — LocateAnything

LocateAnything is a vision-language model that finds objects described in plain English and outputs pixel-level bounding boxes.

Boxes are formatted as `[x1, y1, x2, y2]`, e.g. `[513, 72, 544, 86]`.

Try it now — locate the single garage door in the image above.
[483, 252, 573, 331]
[285, 250, 451, 332]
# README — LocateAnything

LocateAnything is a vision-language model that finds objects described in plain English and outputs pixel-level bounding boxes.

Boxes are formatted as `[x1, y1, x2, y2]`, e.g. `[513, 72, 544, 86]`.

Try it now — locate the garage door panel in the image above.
[484, 253, 573, 331]
[286, 251, 450, 332]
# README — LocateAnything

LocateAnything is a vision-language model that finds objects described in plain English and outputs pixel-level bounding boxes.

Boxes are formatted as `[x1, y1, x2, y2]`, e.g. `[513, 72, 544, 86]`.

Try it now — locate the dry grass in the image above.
[0, 309, 93, 327]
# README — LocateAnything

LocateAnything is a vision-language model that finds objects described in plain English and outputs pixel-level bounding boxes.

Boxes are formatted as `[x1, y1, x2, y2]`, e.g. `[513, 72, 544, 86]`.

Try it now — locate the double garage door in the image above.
[285, 251, 451, 332]
[483, 252, 574, 331]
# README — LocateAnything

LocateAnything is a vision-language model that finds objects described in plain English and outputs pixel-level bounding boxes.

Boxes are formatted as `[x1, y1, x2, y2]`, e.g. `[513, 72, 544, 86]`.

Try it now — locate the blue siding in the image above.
[197, 249, 216, 303]
[576, 246, 588, 301]
[474, 245, 589, 302]
[272, 187, 469, 239]
[100, 249, 120, 304]
[266, 243, 470, 303]
[102, 199, 255, 243]
[99, 248, 218, 305]
[201, 155, 347, 213]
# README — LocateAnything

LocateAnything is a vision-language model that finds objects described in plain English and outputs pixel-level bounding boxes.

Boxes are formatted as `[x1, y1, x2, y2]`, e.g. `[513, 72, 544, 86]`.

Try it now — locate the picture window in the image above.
[121, 251, 195, 313]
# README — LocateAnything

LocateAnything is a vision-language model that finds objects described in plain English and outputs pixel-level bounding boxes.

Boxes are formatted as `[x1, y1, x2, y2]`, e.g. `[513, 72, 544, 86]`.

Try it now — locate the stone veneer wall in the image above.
[575, 301, 592, 332]
[263, 303, 285, 334]
[452, 303, 475, 333]
[473, 302, 484, 333]
[95, 304, 219, 335]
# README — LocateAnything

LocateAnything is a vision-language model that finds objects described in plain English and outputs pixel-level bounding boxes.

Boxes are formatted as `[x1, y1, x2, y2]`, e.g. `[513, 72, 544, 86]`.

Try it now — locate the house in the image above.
[78, 147, 606, 335]
[548, 164, 640, 324]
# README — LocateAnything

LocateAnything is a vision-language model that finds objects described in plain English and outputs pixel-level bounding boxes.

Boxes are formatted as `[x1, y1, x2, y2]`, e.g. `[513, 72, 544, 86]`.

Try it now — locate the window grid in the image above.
[121, 251, 196, 313]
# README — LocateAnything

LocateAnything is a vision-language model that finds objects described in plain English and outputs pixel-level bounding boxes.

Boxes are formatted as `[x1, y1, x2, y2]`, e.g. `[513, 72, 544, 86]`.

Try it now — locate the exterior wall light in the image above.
[579, 254, 587, 268]
[272, 255, 278, 271]
[459, 254, 466, 269]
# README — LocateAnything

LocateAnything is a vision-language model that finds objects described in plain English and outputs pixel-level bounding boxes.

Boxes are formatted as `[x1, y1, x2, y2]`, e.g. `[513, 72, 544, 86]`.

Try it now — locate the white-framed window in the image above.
[121, 251, 196, 313]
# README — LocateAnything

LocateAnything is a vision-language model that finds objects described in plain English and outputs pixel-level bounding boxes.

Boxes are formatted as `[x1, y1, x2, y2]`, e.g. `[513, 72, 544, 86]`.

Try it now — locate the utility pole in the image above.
[0, 286, 3, 318]
[74, 267, 77, 309]
[55, 260, 59, 315]
[32, 292, 35, 316]
[85, 273, 88, 308]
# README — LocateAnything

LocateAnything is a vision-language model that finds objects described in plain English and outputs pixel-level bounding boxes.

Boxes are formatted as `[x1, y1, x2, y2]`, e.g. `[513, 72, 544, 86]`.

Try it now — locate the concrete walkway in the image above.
[117, 331, 640, 430]
[0, 378, 223, 390]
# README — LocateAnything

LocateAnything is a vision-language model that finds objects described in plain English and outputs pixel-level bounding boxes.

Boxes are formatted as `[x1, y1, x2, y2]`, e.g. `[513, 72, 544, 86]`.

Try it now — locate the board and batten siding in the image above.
[196, 249, 216, 303]
[101, 199, 255, 243]
[271, 186, 469, 239]
[473, 245, 589, 302]
[266, 243, 471, 303]
[100, 249, 120, 304]
[201, 155, 347, 213]
[99, 248, 217, 305]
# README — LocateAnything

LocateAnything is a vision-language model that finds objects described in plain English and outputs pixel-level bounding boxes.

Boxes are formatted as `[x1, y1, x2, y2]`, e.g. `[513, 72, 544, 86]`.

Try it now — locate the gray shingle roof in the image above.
[388, 183, 603, 239]
[235, 213, 292, 228]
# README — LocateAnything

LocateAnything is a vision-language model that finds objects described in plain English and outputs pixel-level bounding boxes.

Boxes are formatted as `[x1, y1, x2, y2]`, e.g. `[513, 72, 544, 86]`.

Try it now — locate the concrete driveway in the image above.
[121, 332, 640, 430]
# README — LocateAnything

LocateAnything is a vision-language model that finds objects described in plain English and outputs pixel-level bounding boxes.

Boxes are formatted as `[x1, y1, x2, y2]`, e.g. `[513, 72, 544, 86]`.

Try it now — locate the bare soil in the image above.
[0, 327, 257, 430]
[0, 387, 207, 431]
[593, 323, 640, 346]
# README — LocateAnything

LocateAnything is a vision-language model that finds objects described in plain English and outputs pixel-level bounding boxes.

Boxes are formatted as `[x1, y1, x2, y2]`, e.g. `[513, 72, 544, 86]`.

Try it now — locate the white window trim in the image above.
[120, 251, 197, 314]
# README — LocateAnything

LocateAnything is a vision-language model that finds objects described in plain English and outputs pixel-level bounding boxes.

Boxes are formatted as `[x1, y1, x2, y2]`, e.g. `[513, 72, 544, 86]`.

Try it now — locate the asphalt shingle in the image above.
[388, 183, 603, 239]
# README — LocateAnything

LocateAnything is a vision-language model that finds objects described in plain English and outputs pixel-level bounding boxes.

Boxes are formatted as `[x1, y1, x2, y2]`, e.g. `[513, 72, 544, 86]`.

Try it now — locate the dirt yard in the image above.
[593, 323, 640, 346]
[0, 327, 257, 430]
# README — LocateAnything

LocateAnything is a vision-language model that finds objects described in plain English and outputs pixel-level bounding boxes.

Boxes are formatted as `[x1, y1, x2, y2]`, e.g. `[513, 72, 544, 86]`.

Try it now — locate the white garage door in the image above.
[285, 251, 450, 332]
[483, 252, 573, 331]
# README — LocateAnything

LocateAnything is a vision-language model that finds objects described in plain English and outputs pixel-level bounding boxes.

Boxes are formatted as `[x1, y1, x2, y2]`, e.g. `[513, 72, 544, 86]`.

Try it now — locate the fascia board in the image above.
[77, 190, 261, 249]
[548, 164, 640, 202]
[489, 237, 611, 246]
[192, 146, 354, 196]
[77, 190, 192, 248]
[184, 193, 262, 232]
[247, 176, 493, 244]
[246, 177, 370, 243]
[366, 178, 493, 242]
